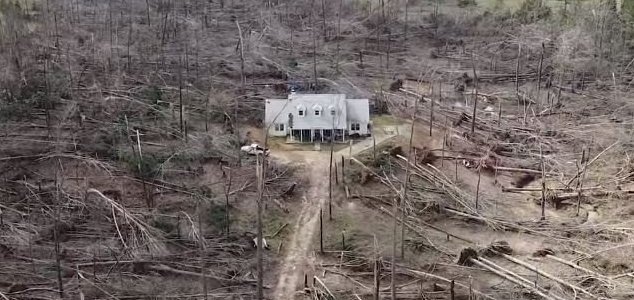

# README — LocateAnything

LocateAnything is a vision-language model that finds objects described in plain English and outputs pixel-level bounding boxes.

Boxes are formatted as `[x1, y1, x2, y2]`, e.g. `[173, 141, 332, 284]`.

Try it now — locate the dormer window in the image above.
[297, 104, 306, 117]
[328, 105, 336, 116]
[312, 104, 323, 117]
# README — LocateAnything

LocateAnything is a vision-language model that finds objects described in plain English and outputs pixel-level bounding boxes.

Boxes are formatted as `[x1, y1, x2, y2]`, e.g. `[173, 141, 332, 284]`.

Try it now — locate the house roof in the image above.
[346, 99, 370, 123]
[265, 94, 368, 130]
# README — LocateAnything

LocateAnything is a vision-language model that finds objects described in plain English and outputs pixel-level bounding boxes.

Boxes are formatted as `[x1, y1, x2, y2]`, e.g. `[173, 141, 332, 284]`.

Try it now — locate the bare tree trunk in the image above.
[429, 87, 434, 136]
[329, 120, 334, 220]
[321, 0, 327, 40]
[235, 20, 245, 166]
[386, 32, 391, 71]
[537, 43, 545, 99]
[310, 0, 318, 89]
[145, 0, 151, 26]
[178, 57, 184, 134]
[471, 52, 479, 134]
[515, 44, 522, 94]
[401, 99, 417, 259]
[540, 144, 546, 220]
[341, 155, 346, 184]
[576, 149, 586, 216]
[44, 58, 51, 137]
[54, 166, 64, 299]
[224, 168, 232, 234]
[320, 208, 324, 253]
[391, 191, 397, 300]
[256, 153, 266, 300]
[404, 0, 409, 42]
[475, 167, 481, 211]
[198, 201, 208, 300]
[127, 15, 132, 71]
[334, 0, 342, 74]
[373, 240, 381, 300]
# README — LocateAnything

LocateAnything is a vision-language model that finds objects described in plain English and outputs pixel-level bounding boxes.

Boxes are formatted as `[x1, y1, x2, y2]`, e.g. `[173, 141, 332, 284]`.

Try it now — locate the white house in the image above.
[265, 94, 370, 143]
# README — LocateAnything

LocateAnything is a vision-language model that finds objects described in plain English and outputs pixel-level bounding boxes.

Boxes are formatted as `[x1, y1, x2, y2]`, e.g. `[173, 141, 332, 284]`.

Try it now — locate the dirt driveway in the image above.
[272, 153, 329, 299]
[271, 127, 403, 299]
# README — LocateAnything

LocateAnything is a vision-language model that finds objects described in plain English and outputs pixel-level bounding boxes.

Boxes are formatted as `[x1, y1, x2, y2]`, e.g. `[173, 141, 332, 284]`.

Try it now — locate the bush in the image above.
[152, 217, 177, 235]
[207, 203, 228, 232]
[123, 154, 162, 180]
[144, 85, 163, 104]
[0, 91, 57, 122]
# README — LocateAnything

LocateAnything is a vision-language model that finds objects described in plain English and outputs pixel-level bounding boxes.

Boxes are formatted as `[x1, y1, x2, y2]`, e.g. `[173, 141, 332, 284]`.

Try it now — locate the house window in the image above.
[330, 109, 336, 116]
[351, 123, 360, 131]
[312, 104, 323, 117]
[298, 110, 304, 116]
[275, 124, 285, 131]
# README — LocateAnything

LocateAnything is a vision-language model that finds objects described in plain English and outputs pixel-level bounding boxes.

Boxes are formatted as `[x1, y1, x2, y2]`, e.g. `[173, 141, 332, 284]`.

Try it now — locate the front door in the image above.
[313, 130, 322, 142]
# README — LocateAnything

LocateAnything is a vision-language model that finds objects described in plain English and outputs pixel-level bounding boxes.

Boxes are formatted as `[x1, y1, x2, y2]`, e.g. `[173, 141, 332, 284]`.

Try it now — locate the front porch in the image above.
[287, 129, 347, 143]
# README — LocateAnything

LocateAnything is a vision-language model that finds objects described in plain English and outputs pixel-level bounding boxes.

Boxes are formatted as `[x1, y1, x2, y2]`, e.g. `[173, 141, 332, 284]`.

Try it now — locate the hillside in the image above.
[1, 0, 634, 299]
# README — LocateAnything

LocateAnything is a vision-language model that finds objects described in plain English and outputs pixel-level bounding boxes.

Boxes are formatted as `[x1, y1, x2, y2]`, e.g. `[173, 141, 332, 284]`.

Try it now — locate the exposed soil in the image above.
[274, 153, 329, 299]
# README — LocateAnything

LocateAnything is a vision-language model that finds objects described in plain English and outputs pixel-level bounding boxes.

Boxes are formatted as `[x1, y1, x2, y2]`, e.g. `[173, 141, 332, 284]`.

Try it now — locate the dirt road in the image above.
[273, 154, 329, 299]
[272, 129, 402, 299]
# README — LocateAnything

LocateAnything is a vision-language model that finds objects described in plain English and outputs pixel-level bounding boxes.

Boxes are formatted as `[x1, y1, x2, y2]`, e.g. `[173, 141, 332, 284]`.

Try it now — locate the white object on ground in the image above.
[253, 237, 269, 249]
[240, 143, 270, 156]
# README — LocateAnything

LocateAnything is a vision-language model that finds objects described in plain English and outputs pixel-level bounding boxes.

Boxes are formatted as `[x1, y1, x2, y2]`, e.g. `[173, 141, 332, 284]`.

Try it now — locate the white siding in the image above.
[265, 94, 370, 139]
[264, 99, 291, 137]
[346, 99, 370, 135]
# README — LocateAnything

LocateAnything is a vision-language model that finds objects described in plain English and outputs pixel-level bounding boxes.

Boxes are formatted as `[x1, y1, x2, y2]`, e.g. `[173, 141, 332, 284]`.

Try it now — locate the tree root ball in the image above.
[457, 247, 478, 266]
[480, 240, 513, 257]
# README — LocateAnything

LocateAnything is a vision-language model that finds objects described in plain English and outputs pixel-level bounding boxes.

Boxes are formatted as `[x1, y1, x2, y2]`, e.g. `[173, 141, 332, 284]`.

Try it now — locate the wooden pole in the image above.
[349, 139, 352, 158]
[475, 167, 481, 211]
[441, 135, 446, 167]
[341, 155, 345, 184]
[430, 92, 434, 136]
[455, 158, 458, 182]
[470, 51, 478, 134]
[329, 122, 334, 221]
[497, 101, 502, 126]
[178, 57, 184, 134]
[450, 280, 455, 300]
[373, 258, 381, 300]
[319, 208, 324, 254]
[576, 149, 587, 216]
[54, 167, 64, 299]
[515, 43, 521, 94]
[401, 99, 417, 259]
[235, 19, 245, 167]
[256, 154, 265, 300]
[310, 0, 318, 89]
[537, 43, 545, 100]
[321, 0, 327, 40]
[341, 231, 346, 249]
[373, 134, 376, 161]
[373, 236, 380, 300]
[224, 168, 232, 234]
[540, 144, 546, 220]
[334, 0, 342, 74]
[391, 195, 398, 300]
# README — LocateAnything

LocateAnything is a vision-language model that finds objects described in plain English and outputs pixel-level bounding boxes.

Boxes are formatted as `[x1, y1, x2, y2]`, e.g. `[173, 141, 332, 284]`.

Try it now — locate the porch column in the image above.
[321, 129, 324, 143]
[300, 130, 303, 143]
[311, 129, 314, 142]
